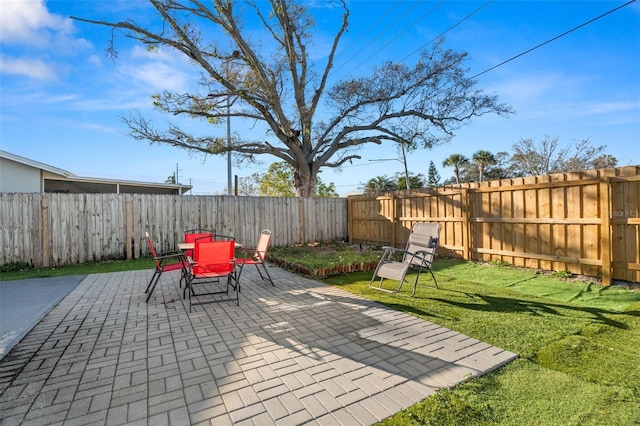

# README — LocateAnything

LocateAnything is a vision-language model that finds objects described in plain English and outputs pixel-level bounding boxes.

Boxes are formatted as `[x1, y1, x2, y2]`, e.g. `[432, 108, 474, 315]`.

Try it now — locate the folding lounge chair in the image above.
[145, 232, 189, 303]
[184, 235, 238, 311]
[236, 229, 274, 290]
[369, 222, 441, 297]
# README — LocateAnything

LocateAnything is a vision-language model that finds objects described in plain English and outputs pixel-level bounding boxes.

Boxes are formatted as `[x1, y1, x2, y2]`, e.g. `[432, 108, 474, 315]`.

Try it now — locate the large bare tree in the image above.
[510, 136, 617, 176]
[73, 0, 512, 197]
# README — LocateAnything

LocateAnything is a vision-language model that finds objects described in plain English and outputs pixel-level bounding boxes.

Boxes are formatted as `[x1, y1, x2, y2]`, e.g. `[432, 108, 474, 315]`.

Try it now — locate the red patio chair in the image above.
[183, 228, 215, 258]
[236, 229, 274, 289]
[184, 236, 238, 311]
[145, 232, 189, 303]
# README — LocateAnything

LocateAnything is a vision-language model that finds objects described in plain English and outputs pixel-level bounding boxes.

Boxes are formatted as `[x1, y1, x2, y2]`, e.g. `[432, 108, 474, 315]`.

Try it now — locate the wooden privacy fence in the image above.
[348, 166, 640, 285]
[0, 194, 348, 268]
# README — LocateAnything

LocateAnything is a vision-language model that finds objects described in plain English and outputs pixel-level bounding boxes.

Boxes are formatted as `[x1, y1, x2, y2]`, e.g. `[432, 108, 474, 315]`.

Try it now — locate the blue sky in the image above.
[1, 0, 639, 195]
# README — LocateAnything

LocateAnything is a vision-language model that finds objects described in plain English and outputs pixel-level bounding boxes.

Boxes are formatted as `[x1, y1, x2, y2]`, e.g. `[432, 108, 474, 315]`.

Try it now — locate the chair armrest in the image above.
[156, 249, 183, 258]
[156, 251, 185, 261]
[379, 246, 407, 262]
[381, 246, 407, 255]
[235, 247, 255, 255]
[408, 249, 436, 266]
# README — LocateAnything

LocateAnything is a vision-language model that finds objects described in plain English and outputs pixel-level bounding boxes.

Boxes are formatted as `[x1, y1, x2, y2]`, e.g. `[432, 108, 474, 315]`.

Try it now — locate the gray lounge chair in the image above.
[369, 222, 441, 296]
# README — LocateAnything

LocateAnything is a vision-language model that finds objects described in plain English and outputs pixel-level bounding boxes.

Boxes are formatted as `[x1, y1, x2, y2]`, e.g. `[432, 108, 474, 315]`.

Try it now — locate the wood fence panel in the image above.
[0, 194, 348, 268]
[500, 184, 515, 265]
[511, 178, 526, 268]
[305, 197, 347, 243]
[348, 166, 640, 284]
[582, 176, 600, 278]
[0, 194, 37, 266]
[348, 195, 393, 245]
[567, 175, 580, 273]
[551, 177, 566, 272]
[537, 176, 552, 271]
[522, 176, 537, 269]
[611, 176, 640, 282]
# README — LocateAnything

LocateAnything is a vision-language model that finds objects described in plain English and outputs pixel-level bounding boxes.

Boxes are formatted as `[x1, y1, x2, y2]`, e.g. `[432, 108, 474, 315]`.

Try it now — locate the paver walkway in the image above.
[0, 266, 517, 425]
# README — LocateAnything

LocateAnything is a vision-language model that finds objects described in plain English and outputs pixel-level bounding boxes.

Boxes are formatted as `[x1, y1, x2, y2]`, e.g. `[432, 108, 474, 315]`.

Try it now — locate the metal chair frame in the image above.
[369, 222, 441, 297]
[144, 231, 189, 303]
[184, 235, 238, 310]
[236, 229, 274, 290]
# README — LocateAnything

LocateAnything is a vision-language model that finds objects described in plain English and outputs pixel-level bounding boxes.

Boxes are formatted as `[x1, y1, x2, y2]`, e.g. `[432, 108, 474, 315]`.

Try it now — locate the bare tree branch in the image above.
[73, 0, 511, 197]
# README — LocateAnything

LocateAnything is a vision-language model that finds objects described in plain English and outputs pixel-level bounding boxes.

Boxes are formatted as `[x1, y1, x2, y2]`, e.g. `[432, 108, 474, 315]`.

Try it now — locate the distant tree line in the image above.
[360, 136, 618, 194]
[235, 162, 338, 197]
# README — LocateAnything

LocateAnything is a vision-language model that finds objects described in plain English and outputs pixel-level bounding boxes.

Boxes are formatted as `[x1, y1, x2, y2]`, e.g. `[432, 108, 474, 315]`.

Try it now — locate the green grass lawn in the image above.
[326, 259, 640, 425]
[2, 253, 639, 425]
[0, 258, 155, 280]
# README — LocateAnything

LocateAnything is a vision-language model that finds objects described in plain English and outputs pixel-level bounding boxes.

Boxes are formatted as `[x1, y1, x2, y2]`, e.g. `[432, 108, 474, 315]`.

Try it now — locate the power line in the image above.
[340, 1, 450, 77]
[395, 0, 638, 113]
[399, 0, 493, 64]
[334, 1, 424, 75]
[469, 0, 637, 80]
[333, 1, 403, 66]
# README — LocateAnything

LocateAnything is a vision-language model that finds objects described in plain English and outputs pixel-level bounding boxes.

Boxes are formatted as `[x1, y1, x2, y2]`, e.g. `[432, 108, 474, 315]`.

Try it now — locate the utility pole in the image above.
[368, 143, 411, 190]
[400, 143, 410, 190]
[226, 94, 232, 196]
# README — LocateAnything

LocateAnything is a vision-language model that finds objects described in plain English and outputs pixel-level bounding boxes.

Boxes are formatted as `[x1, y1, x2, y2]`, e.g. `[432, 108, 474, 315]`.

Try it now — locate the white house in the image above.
[0, 150, 192, 195]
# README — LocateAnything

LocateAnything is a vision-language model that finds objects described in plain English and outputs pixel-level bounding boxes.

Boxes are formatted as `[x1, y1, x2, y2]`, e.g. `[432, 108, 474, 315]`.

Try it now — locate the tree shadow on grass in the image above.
[413, 291, 635, 330]
[365, 265, 638, 331]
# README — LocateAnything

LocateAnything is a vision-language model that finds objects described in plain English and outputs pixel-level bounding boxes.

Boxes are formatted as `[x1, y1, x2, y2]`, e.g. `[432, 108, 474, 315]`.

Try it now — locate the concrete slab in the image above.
[0, 275, 86, 359]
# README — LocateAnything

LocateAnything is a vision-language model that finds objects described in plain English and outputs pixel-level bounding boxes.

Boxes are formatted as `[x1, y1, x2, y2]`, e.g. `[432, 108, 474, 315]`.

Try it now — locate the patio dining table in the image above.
[177, 241, 243, 251]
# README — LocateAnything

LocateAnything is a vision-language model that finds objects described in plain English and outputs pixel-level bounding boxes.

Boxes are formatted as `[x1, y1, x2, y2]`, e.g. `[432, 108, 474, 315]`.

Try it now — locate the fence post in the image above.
[299, 197, 306, 244]
[462, 188, 470, 260]
[347, 197, 353, 243]
[599, 177, 612, 285]
[125, 195, 133, 260]
[391, 193, 397, 247]
[41, 194, 50, 268]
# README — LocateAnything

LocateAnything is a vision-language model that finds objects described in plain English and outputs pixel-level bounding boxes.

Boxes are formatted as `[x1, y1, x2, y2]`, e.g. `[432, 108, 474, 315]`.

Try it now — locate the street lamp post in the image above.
[369, 143, 411, 190]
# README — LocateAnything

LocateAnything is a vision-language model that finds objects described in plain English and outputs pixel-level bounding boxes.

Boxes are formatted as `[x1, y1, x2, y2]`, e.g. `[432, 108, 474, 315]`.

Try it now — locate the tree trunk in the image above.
[294, 169, 317, 198]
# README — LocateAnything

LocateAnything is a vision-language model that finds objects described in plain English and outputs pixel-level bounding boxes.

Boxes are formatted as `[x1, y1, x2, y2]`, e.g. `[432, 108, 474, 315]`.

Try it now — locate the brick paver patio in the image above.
[0, 265, 517, 425]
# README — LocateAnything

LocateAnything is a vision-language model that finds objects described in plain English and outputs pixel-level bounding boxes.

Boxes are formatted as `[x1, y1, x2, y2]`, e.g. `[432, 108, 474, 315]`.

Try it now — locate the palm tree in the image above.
[362, 176, 397, 194]
[472, 150, 497, 182]
[442, 154, 469, 185]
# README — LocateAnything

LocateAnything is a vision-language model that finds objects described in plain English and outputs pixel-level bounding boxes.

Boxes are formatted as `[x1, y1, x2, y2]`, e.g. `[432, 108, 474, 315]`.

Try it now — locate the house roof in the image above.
[0, 150, 192, 195]
[1, 150, 75, 178]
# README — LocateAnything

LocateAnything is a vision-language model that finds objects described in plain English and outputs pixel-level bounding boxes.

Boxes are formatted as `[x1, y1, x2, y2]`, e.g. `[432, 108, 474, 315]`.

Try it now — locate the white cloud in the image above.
[130, 45, 177, 63]
[579, 100, 640, 116]
[0, 0, 72, 47]
[0, 0, 93, 81]
[0, 55, 56, 80]
[53, 119, 120, 134]
[486, 73, 565, 102]
[121, 46, 193, 93]
[88, 54, 103, 67]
